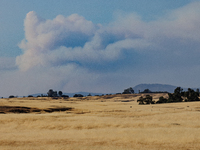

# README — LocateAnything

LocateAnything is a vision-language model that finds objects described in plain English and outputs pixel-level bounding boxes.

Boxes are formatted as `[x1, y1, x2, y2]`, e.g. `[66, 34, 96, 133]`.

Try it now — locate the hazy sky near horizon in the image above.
[0, 0, 200, 97]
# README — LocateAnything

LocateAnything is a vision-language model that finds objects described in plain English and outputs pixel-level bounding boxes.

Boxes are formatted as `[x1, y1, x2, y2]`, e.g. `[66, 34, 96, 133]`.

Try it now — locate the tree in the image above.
[9, 95, 15, 98]
[137, 96, 145, 105]
[122, 87, 134, 94]
[73, 94, 84, 97]
[47, 89, 54, 97]
[184, 88, 199, 102]
[53, 91, 58, 97]
[62, 95, 69, 98]
[137, 95, 154, 105]
[47, 89, 58, 97]
[173, 87, 183, 102]
[58, 91, 63, 97]
[167, 87, 183, 103]
[144, 95, 155, 104]
[167, 93, 175, 103]
[141, 89, 152, 93]
[156, 96, 168, 104]
[87, 93, 92, 96]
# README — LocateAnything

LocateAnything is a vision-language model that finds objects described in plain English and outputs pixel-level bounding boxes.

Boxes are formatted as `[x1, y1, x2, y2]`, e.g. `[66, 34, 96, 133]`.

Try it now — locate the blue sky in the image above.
[0, 0, 199, 96]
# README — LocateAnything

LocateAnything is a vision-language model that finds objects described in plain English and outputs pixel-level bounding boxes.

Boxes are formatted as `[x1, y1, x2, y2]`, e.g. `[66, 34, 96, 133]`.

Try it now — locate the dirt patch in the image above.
[171, 123, 181, 125]
[121, 100, 135, 102]
[0, 106, 73, 114]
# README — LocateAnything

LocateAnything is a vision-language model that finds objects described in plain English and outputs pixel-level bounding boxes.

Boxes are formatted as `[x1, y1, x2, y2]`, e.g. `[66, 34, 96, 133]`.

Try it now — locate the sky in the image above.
[0, 0, 200, 97]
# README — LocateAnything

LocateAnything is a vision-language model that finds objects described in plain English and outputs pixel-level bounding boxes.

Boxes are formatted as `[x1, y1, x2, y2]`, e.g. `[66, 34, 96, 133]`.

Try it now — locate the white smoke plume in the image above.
[16, 11, 154, 71]
[16, 2, 200, 71]
[16, 11, 98, 70]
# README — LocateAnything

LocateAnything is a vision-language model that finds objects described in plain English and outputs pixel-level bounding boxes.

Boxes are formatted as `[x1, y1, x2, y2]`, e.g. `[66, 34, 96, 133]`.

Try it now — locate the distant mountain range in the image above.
[132, 84, 190, 93]
[28, 84, 198, 97]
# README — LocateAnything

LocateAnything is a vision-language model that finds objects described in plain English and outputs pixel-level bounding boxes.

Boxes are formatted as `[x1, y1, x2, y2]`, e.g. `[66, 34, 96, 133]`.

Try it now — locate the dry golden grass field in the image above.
[0, 93, 200, 150]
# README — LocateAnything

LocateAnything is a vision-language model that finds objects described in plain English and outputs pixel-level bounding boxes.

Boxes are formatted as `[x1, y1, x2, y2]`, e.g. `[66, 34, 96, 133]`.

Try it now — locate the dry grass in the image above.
[0, 94, 200, 150]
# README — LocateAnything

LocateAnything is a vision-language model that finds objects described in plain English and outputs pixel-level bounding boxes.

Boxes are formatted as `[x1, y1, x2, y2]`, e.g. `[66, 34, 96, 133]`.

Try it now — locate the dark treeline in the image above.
[139, 89, 168, 93]
[137, 87, 200, 105]
[6, 87, 199, 102]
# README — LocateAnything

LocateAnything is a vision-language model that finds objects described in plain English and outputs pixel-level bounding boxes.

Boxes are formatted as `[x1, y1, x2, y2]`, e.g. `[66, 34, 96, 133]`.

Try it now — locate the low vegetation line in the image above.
[0, 106, 73, 114]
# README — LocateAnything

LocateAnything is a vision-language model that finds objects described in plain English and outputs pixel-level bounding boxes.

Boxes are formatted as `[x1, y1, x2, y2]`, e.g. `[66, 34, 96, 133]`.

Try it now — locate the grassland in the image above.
[0, 93, 200, 150]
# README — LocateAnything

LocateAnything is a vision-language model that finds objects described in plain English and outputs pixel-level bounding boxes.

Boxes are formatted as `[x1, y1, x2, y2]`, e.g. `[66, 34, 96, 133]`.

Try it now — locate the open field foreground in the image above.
[0, 94, 200, 150]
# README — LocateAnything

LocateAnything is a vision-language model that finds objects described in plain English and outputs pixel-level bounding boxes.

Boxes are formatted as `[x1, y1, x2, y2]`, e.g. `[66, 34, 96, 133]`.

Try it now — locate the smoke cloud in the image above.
[16, 11, 154, 71]
[16, 11, 98, 70]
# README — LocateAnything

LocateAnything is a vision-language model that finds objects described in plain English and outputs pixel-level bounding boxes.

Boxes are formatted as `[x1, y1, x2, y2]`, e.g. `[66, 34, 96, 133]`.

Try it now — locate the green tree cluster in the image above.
[47, 89, 66, 97]
[137, 95, 155, 105]
[184, 88, 199, 102]
[140, 89, 152, 93]
[137, 87, 200, 105]
[156, 87, 199, 104]
[122, 87, 134, 94]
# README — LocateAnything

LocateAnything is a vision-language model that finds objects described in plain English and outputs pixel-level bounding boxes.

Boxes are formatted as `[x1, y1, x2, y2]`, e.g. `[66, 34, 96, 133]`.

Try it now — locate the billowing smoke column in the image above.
[16, 11, 99, 70]
[16, 11, 151, 71]
[17, 1, 200, 71]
